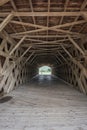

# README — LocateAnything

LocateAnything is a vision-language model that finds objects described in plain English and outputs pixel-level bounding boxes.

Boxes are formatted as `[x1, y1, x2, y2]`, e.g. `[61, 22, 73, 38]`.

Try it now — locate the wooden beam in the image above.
[0, 11, 86, 17]
[52, 20, 86, 29]
[60, 44, 73, 59]
[82, 12, 87, 21]
[9, 36, 26, 55]
[20, 46, 32, 59]
[0, 13, 13, 32]
[68, 36, 85, 56]
[5, 19, 85, 30]
[59, 0, 69, 25]
[29, 0, 36, 25]
[9, 11, 86, 17]
[20, 37, 75, 45]
[1, 30, 16, 45]
[32, 47, 59, 51]
[69, 0, 87, 31]
[0, 0, 10, 6]
[28, 55, 36, 64]
[47, 0, 50, 36]
[55, 0, 69, 43]
[0, 39, 7, 51]
[60, 44, 87, 76]
[55, 55, 63, 64]
[30, 55, 37, 65]
[30, 49, 58, 53]
[8, 19, 84, 36]
[24, 51, 35, 64]
[10, 0, 26, 32]
[10, 26, 83, 36]
[57, 51, 67, 62]
[60, 43, 87, 93]
[11, 35, 69, 38]
[11, 28, 46, 36]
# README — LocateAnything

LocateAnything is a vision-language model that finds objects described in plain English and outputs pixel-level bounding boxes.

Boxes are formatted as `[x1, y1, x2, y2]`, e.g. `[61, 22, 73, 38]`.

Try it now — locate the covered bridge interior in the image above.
[0, 0, 87, 130]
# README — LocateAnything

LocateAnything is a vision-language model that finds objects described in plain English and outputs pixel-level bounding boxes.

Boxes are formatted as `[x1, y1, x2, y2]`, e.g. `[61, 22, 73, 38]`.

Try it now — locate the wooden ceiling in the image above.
[0, 0, 87, 63]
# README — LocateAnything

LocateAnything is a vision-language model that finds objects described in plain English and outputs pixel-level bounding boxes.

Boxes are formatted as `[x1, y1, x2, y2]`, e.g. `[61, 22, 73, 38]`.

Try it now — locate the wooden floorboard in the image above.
[0, 75, 87, 130]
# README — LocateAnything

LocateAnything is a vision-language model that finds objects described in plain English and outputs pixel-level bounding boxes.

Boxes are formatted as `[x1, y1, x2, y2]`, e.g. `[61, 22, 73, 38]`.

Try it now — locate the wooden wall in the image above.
[56, 40, 87, 94]
[0, 36, 35, 96]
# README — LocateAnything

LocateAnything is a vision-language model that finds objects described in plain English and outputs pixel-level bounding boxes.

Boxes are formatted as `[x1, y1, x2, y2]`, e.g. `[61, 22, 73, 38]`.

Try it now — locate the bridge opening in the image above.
[39, 66, 52, 75]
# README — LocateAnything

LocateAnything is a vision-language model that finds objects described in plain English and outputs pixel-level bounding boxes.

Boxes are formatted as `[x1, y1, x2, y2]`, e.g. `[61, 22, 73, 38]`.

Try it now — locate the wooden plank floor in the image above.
[0, 75, 87, 130]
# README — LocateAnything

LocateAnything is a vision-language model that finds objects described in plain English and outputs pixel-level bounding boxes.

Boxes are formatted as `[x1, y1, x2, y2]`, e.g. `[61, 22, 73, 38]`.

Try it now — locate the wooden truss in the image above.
[0, 0, 87, 94]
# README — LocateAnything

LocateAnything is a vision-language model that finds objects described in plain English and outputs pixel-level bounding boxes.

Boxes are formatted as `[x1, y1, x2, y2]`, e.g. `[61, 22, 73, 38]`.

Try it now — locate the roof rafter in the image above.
[0, 13, 13, 32]
[0, 0, 10, 6]
[10, 24, 84, 37]
[3, 19, 85, 30]
[0, 11, 86, 17]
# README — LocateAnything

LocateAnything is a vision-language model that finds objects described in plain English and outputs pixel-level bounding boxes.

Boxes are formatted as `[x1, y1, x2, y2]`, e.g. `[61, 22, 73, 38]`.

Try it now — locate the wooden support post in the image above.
[0, 13, 13, 32]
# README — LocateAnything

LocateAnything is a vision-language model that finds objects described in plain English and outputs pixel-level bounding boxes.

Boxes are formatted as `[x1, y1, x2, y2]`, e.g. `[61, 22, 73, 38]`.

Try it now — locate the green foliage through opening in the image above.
[39, 66, 52, 75]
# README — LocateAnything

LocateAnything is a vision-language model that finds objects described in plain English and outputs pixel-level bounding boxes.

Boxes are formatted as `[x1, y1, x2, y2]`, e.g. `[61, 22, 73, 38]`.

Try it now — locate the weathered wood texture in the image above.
[56, 40, 87, 94]
[0, 36, 36, 94]
[0, 0, 87, 94]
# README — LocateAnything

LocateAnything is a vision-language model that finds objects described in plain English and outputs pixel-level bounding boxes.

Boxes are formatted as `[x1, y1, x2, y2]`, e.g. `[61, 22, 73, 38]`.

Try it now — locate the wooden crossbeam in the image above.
[60, 44, 87, 76]
[53, 56, 61, 65]
[55, 55, 63, 64]
[82, 12, 87, 20]
[29, 0, 36, 25]
[1, 30, 16, 45]
[20, 46, 32, 59]
[0, 11, 86, 17]
[11, 28, 47, 36]
[9, 36, 26, 55]
[29, 55, 36, 64]
[30, 49, 58, 53]
[60, 43, 87, 93]
[68, 36, 85, 56]
[24, 51, 35, 64]
[9, 18, 85, 36]
[55, 0, 69, 42]
[53, 20, 86, 29]
[57, 51, 67, 62]
[7, 15, 85, 37]
[60, 44, 73, 59]
[20, 37, 73, 45]
[10, 25, 83, 36]
[11, 35, 69, 38]
[59, 0, 69, 25]
[10, 0, 26, 32]
[0, 39, 7, 51]
[0, 13, 13, 32]
[32, 47, 59, 51]
[69, 0, 87, 31]
[5, 19, 85, 30]
[0, 0, 10, 6]
[12, 35, 80, 39]
[47, 0, 50, 36]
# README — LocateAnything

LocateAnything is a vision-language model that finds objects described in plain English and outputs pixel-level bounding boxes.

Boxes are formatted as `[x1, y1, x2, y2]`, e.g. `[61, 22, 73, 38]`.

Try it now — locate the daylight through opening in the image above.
[39, 66, 52, 75]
